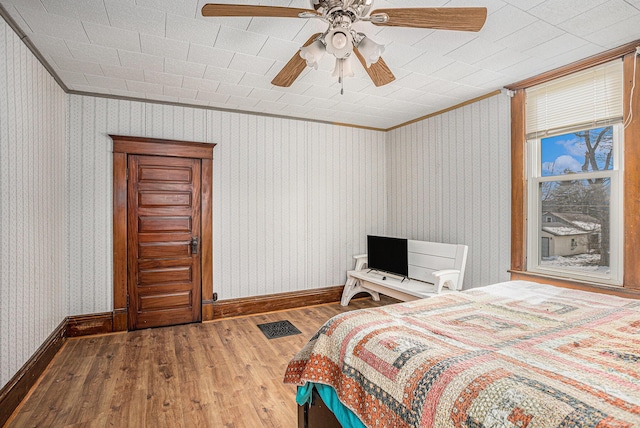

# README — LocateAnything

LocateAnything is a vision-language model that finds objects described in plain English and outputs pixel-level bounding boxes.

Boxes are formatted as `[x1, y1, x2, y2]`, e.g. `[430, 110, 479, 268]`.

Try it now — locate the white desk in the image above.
[344, 270, 458, 303]
[340, 240, 468, 306]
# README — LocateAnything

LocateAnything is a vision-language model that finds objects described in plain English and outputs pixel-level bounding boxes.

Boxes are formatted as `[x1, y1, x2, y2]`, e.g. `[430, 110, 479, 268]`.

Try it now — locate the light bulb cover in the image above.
[325, 28, 353, 59]
[299, 39, 326, 70]
[357, 35, 384, 67]
[331, 57, 355, 79]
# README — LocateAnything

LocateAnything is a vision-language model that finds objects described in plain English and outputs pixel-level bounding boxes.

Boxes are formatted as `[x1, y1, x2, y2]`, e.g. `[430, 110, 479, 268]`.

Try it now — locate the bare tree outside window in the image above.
[538, 126, 613, 274]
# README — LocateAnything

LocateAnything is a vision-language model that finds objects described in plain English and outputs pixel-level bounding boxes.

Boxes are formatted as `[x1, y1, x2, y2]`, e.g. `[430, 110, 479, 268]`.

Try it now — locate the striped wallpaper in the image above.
[67, 96, 388, 313]
[0, 19, 68, 388]
[386, 95, 512, 288]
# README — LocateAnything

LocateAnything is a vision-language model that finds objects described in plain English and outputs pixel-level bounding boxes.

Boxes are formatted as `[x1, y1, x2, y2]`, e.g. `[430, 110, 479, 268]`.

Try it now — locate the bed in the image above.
[284, 280, 640, 427]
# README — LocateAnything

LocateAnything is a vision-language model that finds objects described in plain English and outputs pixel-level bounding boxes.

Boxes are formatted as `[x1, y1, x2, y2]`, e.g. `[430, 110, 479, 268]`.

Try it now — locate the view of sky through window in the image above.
[541, 126, 613, 177]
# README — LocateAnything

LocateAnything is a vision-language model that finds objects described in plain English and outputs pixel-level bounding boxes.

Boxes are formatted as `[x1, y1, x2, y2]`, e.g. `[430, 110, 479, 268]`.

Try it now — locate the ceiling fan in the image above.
[202, 1, 487, 90]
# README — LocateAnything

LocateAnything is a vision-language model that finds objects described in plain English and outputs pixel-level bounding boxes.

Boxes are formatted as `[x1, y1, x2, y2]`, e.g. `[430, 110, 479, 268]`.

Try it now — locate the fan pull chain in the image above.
[339, 60, 344, 95]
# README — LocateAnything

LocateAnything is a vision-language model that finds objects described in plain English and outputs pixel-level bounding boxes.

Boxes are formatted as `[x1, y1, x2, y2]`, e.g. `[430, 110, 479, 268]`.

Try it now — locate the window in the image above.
[525, 61, 624, 285]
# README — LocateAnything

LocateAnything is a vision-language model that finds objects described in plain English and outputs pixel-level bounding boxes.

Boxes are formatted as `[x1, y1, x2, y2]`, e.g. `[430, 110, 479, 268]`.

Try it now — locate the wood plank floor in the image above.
[6, 297, 397, 427]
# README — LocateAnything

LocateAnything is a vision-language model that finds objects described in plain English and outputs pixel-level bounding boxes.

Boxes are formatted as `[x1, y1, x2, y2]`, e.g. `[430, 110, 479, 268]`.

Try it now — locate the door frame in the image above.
[111, 135, 215, 331]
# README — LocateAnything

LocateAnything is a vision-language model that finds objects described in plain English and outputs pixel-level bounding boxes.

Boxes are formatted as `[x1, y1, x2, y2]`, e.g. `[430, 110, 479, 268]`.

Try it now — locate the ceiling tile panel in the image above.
[85, 74, 128, 90]
[237, 72, 275, 90]
[496, 20, 563, 52]
[126, 80, 164, 95]
[196, 90, 229, 103]
[523, 33, 589, 59]
[226, 95, 260, 107]
[16, 5, 90, 43]
[214, 26, 268, 56]
[144, 70, 184, 87]
[83, 22, 141, 52]
[67, 41, 121, 64]
[478, 4, 537, 42]
[247, 17, 306, 40]
[257, 37, 303, 62]
[228, 52, 274, 75]
[136, 0, 199, 19]
[0, 0, 44, 12]
[445, 38, 506, 65]
[182, 76, 220, 92]
[528, 0, 608, 25]
[166, 13, 220, 45]
[164, 86, 198, 98]
[27, 33, 72, 58]
[52, 56, 103, 75]
[103, 0, 166, 37]
[118, 50, 164, 71]
[40, 0, 110, 25]
[500, 0, 546, 10]
[411, 31, 478, 56]
[278, 94, 311, 106]
[100, 64, 145, 81]
[140, 34, 189, 60]
[474, 48, 531, 74]
[254, 100, 288, 112]
[203, 65, 243, 84]
[187, 43, 235, 68]
[216, 82, 252, 97]
[329, 90, 368, 104]
[403, 52, 455, 76]
[391, 73, 437, 90]
[457, 68, 508, 88]
[411, 92, 458, 107]
[559, 0, 639, 37]
[246, 88, 283, 102]
[582, 15, 640, 47]
[164, 58, 206, 78]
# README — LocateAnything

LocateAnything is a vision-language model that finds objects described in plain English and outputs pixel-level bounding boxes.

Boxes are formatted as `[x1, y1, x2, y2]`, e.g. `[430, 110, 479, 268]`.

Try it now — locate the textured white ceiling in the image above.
[2, 0, 639, 129]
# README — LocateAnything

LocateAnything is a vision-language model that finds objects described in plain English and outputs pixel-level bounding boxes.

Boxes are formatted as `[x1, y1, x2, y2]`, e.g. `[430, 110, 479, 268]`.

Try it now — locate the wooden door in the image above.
[127, 155, 202, 329]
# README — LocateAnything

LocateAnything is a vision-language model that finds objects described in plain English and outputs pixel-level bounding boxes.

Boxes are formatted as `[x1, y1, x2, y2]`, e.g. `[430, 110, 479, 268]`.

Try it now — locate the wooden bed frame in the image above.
[297, 387, 342, 428]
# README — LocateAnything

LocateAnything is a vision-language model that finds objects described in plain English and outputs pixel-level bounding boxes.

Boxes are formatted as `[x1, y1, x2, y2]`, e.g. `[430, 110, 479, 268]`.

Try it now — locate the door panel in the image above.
[128, 155, 202, 330]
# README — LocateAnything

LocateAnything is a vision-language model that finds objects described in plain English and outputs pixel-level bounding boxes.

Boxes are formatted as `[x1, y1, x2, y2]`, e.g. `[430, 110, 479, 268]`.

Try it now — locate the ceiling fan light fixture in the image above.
[357, 35, 384, 67]
[299, 39, 326, 70]
[331, 56, 355, 80]
[325, 28, 353, 59]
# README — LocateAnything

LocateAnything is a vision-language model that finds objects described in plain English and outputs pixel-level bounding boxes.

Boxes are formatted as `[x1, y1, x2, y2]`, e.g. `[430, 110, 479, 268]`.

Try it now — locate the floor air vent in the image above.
[257, 320, 301, 339]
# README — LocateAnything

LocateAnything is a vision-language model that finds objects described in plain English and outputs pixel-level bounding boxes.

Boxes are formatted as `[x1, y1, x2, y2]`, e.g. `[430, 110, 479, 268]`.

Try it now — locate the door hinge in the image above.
[125, 168, 129, 181]
[126, 295, 129, 307]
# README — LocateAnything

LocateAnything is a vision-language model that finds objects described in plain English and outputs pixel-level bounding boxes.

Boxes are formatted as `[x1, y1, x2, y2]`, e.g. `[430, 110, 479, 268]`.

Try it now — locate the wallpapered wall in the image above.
[66, 95, 388, 314]
[0, 14, 512, 390]
[386, 95, 512, 288]
[0, 20, 69, 387]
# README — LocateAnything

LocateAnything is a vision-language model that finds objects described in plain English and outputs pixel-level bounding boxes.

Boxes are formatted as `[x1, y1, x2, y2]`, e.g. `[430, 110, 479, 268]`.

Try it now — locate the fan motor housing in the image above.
[310, 0, 373, 18]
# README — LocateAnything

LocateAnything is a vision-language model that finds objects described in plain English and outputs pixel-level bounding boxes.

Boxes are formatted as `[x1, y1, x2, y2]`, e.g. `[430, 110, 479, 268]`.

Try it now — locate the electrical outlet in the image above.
[636, 46, 640, 55]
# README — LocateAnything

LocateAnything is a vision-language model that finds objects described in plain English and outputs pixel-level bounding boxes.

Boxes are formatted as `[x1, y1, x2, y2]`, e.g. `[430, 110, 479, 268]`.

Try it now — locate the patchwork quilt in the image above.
[284, 281, 640, 427]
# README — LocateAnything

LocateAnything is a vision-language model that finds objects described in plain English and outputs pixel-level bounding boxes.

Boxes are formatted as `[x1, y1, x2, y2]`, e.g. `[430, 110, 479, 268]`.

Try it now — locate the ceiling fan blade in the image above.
[271, 33, 322, 87]
[201, 4, 317, 18]
[370, 7, 487, 32]
[353, 48, 395, 87]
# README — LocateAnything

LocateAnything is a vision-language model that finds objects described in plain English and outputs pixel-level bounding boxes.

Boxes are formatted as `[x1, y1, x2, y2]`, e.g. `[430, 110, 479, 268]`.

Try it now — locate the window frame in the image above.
[506, 41, 640, 296]
[525, 124, 623, 285]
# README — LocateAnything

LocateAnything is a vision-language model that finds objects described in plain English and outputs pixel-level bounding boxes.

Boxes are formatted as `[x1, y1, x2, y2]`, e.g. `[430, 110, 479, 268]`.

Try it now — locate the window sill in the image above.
[508, 270, 640, 299]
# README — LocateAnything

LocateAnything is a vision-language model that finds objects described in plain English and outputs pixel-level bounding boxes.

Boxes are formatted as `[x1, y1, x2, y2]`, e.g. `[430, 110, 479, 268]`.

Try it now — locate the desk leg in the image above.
[340, 279, 380, 306]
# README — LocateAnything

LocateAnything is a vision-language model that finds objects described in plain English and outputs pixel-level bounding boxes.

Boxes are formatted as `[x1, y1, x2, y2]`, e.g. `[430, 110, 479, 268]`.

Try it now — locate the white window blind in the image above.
[526, 60, 623, 138]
